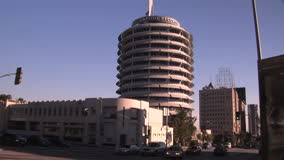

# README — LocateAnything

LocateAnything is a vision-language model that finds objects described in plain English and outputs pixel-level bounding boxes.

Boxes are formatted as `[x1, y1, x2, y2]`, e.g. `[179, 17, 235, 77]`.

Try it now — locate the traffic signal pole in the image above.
[0, 67, 22, 85]
[0, 73, 16, 78]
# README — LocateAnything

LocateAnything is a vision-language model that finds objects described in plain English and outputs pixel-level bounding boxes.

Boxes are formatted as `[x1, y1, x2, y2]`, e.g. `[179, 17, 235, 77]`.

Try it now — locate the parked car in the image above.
[116, 144, 140, 155]
[0, 133, 27, 146]
[164, 146, 184, 160]
[214, 145, 227, 156]
[202, 142, 212, 149]
[223, 142, 232, 148]
[140, 142, 166, 156]
[186, 145, 202, 155]
[46, 137, 70, 147]
[27, 135, 50, 147]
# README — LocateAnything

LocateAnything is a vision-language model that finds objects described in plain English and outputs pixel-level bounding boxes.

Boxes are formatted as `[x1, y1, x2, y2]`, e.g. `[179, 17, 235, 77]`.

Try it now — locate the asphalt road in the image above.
[0, 145, 260, 160]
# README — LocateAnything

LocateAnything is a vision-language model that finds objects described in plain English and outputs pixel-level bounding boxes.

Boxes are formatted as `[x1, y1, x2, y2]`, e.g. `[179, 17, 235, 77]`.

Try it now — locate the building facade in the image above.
[248, 104, 260, 136]
[1, 98, 173, 148]
[116, 16, 194, 110]
[199, 83, 244, 138]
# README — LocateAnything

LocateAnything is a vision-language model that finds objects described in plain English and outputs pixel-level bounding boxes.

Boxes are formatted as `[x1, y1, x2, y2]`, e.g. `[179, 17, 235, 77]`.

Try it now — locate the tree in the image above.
[203, 132, 213, 142]
[213, 134, 223, 144]
[17, 98, 26, 104]
[197, 133, 202, 142]
[235, 132, 246, 145]
[0, 94, 12, 102]
[170, 108, 197, 146]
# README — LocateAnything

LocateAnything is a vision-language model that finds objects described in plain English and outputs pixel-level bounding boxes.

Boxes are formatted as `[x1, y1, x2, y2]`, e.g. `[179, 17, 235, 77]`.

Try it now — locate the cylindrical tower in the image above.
[116, 16, 194, 110]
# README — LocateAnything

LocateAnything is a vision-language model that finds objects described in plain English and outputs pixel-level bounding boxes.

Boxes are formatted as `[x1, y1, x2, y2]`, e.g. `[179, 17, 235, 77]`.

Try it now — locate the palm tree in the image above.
[170, 108, 197, 146]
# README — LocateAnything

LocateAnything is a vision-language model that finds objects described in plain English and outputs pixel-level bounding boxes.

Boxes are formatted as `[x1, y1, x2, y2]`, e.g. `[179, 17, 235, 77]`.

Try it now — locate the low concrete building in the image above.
[0, 100, 18, 134]
[1, 98, 173, 148]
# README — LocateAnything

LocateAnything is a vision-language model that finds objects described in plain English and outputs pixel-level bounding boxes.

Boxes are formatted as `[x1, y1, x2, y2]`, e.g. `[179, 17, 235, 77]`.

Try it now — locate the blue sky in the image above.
[0, 0, 283, 123]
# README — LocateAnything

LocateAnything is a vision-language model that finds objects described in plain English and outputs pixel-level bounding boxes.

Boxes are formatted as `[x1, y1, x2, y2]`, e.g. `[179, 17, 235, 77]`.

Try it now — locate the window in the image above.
[130, 108, 138, 120]
[43, 108, 46, 116]
[103, 107, 116, 119]
[59, 108, 62, 116]
[75, 108, 79, 116]
[64, 107, 67, 116]
[53, 108, 56, 116]
[48, 108, 51, 116]
[69, 108, 73, 116]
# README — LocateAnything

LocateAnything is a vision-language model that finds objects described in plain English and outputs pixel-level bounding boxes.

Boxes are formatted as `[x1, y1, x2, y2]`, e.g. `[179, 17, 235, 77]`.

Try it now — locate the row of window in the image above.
[119, 78, 192, 87]
[120, 60, 191, 72]
[131, 96, 191, 103]
[120, 59, 191, 69]
[120, 34, 190, 47]
[119, 51, 193, 64]
[122, 43, 190, 55]
[120, 87, 192, 95]
[15, 106, 96, 117]
[119, 69, 193, 80]
[122, 27, 189, 39]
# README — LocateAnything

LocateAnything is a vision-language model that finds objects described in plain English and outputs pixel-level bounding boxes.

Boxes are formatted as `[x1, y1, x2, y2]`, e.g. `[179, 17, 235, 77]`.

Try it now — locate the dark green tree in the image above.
[213, 134, 223, 144]
[17, 98, 26, 104]
[0, 94, 12, 102]
[170, 108, 197, 146]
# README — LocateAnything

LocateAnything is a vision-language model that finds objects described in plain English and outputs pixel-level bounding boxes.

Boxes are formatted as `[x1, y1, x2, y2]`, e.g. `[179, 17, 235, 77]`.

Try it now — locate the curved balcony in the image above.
[150, 101, 192, 109]
[121, 31, 191, 47]
[119, 48, 192, 61]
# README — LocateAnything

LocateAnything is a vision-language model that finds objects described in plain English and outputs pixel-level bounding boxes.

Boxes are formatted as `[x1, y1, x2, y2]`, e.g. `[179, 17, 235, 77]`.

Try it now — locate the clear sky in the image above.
[1, 0, 283, 125]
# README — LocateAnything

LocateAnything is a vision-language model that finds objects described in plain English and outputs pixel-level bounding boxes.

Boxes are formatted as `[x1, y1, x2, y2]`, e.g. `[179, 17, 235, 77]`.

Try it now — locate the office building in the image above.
[0, 98, 173, 148]
[199, 83, 244, 138]
[116, 16, 194, 111]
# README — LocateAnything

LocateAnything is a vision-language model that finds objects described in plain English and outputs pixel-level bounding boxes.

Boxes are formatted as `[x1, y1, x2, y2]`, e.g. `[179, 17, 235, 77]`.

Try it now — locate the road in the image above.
[0, 145, 260, 160]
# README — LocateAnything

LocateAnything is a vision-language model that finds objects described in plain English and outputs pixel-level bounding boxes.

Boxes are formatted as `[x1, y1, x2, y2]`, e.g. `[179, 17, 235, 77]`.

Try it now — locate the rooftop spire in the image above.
[146, 0, 154, 16]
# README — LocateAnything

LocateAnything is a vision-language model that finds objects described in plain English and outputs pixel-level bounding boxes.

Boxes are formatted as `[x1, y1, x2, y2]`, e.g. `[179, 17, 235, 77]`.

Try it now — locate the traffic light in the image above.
[236, 112, 240, 120]
[14, 67, 22, 85]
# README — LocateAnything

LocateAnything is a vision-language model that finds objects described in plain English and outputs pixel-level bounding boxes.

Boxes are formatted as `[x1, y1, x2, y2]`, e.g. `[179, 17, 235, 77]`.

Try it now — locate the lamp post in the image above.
[251, 0, 268, 159]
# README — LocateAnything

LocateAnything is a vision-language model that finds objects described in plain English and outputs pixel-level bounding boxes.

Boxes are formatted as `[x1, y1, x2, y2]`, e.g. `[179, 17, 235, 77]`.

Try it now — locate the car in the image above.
[164, 146, 184, 159]
[140, 142, 166, 156]
[223, 142, 232, 148]
[116, 144, 140, 155]
[46, 137, 70, 147]
[202, 142, 212, 149]
[214, 145, 227, 156]
[27, 135, 50, 147]
[0, 133, 27, 146]
[186, 145, 202, 155]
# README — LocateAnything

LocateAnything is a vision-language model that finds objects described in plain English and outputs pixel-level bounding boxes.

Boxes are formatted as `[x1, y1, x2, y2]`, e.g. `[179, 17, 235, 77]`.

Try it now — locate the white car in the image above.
[141, 142, 166, 156]
[116, 144, 140, 155]
[223, 142, 232, 148]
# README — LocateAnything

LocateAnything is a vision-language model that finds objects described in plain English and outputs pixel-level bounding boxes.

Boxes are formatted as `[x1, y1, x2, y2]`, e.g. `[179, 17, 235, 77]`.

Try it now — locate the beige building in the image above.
[1, 98, 173, 148]
[199, 83, 243, 138]
[116, 16, 194, 111]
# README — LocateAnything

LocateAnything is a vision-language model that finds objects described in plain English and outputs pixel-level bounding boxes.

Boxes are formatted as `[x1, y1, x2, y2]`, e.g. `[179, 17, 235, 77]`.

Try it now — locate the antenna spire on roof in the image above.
[146, 0, 154, 16]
